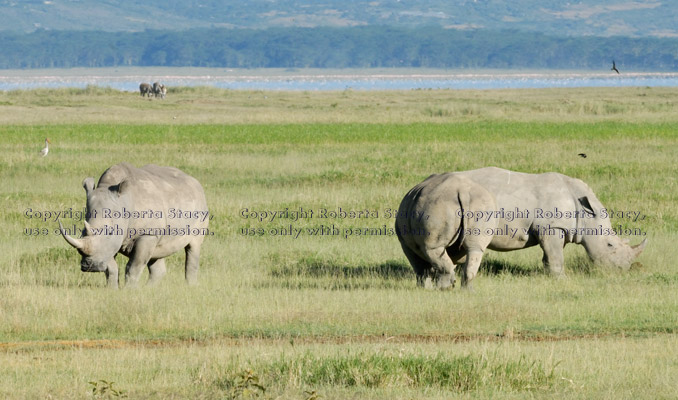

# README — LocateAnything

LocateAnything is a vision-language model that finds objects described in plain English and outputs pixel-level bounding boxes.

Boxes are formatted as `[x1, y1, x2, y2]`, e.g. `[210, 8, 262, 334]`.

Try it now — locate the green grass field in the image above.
[1, 86, 677, 399]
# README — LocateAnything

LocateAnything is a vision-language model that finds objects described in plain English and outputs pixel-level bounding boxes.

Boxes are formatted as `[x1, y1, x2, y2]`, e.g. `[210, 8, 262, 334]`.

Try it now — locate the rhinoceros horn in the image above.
[631, 238, 648, 257]
[59, 220, 85, 250]
[84, 220, 95, 237]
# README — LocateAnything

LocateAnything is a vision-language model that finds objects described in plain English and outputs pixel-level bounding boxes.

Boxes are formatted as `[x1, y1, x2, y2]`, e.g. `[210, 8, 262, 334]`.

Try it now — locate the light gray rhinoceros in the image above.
[396, 173, 497, 289]
[152, 82, 166, 99]
[60, 163, 209, 288]
[396, 167, 647, 289]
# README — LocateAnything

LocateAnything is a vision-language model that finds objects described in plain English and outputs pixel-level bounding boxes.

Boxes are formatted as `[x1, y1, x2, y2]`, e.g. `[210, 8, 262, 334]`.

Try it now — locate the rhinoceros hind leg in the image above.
[423, 247, 456, 290]
[184, 241, 201, 285]
[539, 231, 566, 277]
[400, 243, 432, 287]
[147, 258, 167, 286]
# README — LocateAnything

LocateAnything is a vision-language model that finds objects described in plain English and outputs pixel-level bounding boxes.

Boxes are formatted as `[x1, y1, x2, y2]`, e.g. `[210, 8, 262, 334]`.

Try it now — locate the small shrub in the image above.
[88, 380, 127, 399]
[220, 369, 268, 399]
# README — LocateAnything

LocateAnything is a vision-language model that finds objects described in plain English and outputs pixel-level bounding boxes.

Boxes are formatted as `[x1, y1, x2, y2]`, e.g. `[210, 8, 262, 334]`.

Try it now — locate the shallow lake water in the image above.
[1, 68, 677, 91]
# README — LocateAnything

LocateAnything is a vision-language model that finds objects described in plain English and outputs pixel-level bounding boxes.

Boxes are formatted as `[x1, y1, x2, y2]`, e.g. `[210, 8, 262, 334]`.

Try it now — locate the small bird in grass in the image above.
[39, 138, 51, 157]
[578, 153, 587, 158]
[611, 60, 620, 74]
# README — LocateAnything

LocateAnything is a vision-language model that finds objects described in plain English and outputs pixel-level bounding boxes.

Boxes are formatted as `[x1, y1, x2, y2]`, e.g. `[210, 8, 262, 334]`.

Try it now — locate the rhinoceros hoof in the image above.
[422, 276, 435, 289]
[436, 274, 455, 290]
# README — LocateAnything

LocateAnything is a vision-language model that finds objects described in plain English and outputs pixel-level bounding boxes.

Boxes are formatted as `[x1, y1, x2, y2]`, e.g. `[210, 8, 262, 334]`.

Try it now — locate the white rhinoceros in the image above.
[396, 167, 647, 289]
[396, 173, 497, 289]
[60, 163, 209, 288]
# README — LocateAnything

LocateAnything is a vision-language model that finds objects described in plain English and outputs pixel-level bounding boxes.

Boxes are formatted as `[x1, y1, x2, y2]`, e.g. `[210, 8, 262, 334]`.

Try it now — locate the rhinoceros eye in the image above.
[607, 243, 614, 248]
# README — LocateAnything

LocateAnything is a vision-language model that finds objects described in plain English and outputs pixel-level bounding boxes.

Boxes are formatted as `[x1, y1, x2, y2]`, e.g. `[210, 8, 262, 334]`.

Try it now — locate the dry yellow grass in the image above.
[0, 86, 676, 398]
[1, 85, 678, 124]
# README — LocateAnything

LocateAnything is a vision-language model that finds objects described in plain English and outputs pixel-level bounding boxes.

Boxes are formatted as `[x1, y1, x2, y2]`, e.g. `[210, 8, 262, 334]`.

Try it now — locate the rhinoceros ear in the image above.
[110, 179, 131, 197]
[82, 177, 95, 196]
[578, 196, 596, 217]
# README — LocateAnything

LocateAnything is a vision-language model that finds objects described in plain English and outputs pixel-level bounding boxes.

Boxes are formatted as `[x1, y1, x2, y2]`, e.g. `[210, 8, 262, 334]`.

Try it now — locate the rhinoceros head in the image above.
[60, 177, 131, 272]
[576, 195, 647, 270]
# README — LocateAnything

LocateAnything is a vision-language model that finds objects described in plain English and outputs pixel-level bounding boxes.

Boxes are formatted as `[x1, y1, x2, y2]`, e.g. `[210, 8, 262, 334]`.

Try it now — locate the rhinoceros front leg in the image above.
[184, 241, 202, 286]
[539, 230, 566, 277]
[460, 250, 484, 290]
[124, 236, 159, 288]
[105, 258, 119, 289]
[146, 258, 167, 286]
[460, 231, 493, 290]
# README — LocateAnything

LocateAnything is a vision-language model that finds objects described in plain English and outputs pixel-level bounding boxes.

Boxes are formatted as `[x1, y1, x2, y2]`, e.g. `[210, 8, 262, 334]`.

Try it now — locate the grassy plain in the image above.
[0, 86, 677, 399]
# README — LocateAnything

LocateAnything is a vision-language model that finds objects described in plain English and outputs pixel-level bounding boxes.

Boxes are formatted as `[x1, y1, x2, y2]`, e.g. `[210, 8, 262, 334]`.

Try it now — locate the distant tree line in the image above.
[2, 26, 678, 70]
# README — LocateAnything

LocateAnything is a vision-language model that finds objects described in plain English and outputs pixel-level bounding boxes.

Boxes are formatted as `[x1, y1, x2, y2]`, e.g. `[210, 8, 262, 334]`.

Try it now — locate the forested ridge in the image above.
[3, 26, 678, 70]
[1, 0, 675, 38]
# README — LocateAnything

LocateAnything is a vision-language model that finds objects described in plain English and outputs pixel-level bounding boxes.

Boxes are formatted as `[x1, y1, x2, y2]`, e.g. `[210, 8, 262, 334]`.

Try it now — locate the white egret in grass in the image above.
[39, 138, 51, 157]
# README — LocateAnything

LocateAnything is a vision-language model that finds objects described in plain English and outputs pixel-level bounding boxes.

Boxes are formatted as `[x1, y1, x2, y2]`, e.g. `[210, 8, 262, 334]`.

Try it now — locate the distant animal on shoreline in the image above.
[59, 163, 210, 288]
[139, 82, 153, 97]
[153, 82, 167, 99]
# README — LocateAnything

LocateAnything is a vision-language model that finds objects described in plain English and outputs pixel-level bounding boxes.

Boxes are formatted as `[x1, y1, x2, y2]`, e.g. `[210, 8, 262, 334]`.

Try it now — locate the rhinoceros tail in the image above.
[446, 190, 469, 250]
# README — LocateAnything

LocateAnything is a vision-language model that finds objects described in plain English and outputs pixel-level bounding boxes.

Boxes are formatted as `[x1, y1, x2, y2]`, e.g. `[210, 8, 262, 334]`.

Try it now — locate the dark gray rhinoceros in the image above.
[60, 163, 210, 288]
[139, 82, 153, 97]
[396, 167, 647, 289]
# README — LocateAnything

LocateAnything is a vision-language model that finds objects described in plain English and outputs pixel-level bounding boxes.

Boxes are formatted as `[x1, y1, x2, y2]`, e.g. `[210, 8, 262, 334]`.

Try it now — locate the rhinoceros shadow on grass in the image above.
[59, 163, 209, 289]
[478, 258, 542, 277]
[261, 252, 415, 290]
[396, 167, 647, 290]
[269, 258, 413, 279]
[479, 253, 595, 277]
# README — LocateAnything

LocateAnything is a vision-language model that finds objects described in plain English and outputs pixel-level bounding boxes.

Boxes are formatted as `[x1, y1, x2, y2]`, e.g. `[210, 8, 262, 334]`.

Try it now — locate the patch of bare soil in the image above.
[0, 332, 619, 352]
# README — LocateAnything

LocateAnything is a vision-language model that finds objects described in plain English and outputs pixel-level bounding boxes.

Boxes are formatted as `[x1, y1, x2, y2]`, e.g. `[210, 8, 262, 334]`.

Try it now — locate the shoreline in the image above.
[2, 68, 678, 92]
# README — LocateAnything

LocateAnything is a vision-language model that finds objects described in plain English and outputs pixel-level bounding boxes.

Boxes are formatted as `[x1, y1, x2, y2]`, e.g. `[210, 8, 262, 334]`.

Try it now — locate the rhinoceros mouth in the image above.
[81, 264, 95, 272]
[81, 261, 106, 273]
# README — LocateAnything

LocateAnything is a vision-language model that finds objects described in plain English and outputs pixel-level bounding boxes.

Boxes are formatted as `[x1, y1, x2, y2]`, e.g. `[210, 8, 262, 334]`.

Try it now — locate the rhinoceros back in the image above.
[97, 163, 209, 240]
[98, 163, 206, 207]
